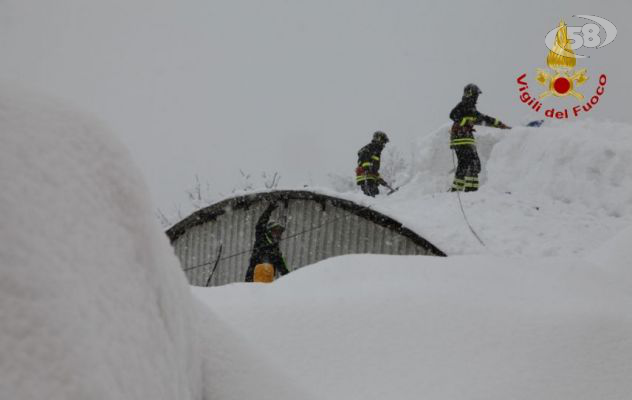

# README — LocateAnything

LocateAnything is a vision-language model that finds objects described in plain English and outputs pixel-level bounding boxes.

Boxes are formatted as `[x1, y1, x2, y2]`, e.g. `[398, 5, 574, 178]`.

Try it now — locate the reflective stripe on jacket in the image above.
[356, 141, 384, 184]
[449, 98, 500, 148]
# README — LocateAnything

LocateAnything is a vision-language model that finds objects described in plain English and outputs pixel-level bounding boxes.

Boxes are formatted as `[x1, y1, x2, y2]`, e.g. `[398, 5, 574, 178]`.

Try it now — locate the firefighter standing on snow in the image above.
[449, 84, 511, 192]
[356, 131, 390, 197]
[245, 202, 289, 282]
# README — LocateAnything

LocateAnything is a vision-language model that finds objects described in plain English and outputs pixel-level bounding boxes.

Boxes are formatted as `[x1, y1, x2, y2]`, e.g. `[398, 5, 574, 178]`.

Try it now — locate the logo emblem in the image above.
[515, 16, 615, 120]
[536, 20, 588, 100]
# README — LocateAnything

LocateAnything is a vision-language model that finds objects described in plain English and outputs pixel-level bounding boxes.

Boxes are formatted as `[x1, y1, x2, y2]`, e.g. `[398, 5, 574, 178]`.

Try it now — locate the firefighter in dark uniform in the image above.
[245, 202, 289, 282]
[449, 84, 511, 192]
[356, 131, 390, 197]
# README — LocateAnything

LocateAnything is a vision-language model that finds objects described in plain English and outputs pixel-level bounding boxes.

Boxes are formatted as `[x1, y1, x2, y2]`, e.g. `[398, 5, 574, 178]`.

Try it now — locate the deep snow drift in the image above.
[392, 120, 632, 256]
[323, 120, 632, 257]
[0, 86, 201, 399]
[193, 118, 632, 399]
[203, 119, 632, 257]
[0, 86, 311, 400]
[194, 245, 632, 400]
[3, 82, 632, 400]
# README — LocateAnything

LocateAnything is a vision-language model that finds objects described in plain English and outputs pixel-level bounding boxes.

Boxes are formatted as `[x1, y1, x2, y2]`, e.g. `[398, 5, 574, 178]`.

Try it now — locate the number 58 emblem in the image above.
[545, 15, 617, 59]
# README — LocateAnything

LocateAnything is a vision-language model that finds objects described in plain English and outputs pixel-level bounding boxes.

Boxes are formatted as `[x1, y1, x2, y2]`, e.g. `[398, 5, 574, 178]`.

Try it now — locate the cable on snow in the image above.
[451, 150, 487, 248]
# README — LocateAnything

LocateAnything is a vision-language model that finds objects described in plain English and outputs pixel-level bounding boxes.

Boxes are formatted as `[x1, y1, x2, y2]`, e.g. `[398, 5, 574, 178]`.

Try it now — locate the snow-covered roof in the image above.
[167, 189, 446, 255]
[167, 189, 446, 286]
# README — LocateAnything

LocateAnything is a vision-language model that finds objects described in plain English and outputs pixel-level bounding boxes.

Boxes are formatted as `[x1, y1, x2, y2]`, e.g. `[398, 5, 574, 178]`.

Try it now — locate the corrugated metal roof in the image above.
[167, 190, 445, 286]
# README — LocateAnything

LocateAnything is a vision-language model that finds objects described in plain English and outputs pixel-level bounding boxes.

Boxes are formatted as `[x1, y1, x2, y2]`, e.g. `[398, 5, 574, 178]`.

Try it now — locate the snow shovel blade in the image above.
[526, 120, 544, 127]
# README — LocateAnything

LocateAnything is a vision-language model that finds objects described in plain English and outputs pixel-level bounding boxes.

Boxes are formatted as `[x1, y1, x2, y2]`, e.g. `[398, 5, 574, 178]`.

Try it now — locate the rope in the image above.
[205, 244, 223, 287]
[186, 152, 486, 276]
[451, 150, 486, 247]
[182, 202, 377, 273]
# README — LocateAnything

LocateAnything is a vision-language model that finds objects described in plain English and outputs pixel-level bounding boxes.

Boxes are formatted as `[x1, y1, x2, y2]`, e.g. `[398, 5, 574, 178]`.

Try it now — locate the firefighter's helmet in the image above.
[463, 83, 482, 99]
[266, 220, 285, 232]
[373, 131, 389, 144]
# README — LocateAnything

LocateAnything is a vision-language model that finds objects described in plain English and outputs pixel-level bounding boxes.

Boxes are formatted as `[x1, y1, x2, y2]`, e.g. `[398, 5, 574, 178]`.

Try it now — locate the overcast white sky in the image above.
[1, 0, 629, 214]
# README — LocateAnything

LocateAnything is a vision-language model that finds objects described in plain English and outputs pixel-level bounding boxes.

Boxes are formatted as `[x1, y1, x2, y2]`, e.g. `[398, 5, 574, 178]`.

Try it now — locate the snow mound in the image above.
[195, 300, 318, 400]
[187, 118, 632, 399]
[588, 225, 632, 289]
[354, 119, 632, 257]
[487, 120, 632, 217]
[194, 252, 632, 400]
[0, 86, 201, 400]
[406, 119, 632, 217]
[405, 123, 506, 195]
[0, 85, 317, 400]
[409, 120, 632, 217]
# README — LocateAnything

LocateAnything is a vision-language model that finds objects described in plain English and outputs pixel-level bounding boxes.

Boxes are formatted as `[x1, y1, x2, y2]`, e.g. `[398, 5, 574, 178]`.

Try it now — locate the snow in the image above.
[388, 120, 632, 256]
[192, 118, 632, 399]
[0, 86, 316, 400]
[305, 120, 632, 257]
[193, 252, 632, 400]
[487, 120, 632, 217]
[211, 119, 632, 258]
[588, 225, 632, 288]
[0, 85, 203, 399]
[195, 300, 316, 400]
[3, 83, 632, 400]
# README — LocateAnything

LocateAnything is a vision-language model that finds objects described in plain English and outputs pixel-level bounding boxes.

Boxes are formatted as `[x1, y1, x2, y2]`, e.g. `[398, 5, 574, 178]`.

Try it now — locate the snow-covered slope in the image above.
[0, 86, 203, 399]
[487, 120, 632, 216]
[193, 118, 632, 399]
[0, 86, 316, 400]
[322, 120, 632, 257]
[194, 245, 632, 400]
[3, 82, 632, 400]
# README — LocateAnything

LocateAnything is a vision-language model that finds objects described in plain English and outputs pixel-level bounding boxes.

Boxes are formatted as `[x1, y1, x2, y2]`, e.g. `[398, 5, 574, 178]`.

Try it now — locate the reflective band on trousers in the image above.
[452, 178, 465, 189]
[361, 162, 372, 168]
[451, 138, 476, 146]
[371, 155, 380, 161]
[464, 176, 479, 188]
[460, 116, 476, 127]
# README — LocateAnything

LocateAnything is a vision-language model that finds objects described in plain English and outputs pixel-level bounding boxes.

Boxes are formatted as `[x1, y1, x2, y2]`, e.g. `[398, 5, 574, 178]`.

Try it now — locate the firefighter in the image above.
[356, 131, 390, 197]
[449, 84, 511, 192]
[244, 202, 290, 282]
